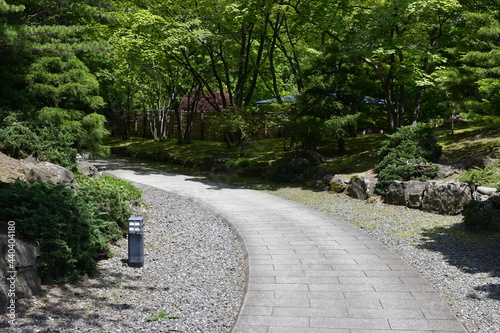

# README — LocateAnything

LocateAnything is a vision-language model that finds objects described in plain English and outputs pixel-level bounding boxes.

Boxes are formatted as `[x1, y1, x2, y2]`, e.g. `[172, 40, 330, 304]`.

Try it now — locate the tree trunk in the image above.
[337, 137, 345, 154]
[360, 56, 398, 133]
[412, 86, 423, 126]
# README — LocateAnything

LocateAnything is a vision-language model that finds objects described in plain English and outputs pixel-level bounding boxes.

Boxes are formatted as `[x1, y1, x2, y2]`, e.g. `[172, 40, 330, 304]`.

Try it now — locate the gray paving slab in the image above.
[93, 160, 468, 332]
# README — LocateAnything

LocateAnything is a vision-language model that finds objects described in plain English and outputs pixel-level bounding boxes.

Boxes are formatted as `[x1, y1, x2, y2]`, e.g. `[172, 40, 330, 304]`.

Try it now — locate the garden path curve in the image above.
[92, 159, 467, 333]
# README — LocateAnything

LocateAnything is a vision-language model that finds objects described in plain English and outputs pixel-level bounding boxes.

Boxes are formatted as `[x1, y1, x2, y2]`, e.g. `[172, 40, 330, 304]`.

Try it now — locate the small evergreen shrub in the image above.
[0, 175, 140, 283]
[76, 174, 141, 238]
[225, 157, 267, 177]
[375, 125, 441, 194]
[0, 181, 105, 282]
[377, 125, 442, 163]
[0, 113, 76, 167]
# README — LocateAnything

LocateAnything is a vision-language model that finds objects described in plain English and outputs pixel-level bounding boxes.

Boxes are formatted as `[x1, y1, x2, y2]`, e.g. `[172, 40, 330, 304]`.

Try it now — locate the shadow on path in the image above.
[419, 223, 500, 300]
[91, 159, 171, 176]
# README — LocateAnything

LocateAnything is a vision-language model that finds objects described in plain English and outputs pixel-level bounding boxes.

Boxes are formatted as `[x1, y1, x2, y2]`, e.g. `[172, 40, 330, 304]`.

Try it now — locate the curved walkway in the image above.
[92, 159, 467, 333]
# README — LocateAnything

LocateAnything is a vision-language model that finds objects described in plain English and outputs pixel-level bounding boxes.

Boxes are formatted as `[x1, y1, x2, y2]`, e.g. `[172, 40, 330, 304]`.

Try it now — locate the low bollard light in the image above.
[128, 216, 144, 267]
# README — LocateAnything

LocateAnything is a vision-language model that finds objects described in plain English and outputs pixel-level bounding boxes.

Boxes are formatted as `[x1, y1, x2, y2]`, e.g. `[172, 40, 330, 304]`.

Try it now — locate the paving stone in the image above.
[96, 160, 468, 332]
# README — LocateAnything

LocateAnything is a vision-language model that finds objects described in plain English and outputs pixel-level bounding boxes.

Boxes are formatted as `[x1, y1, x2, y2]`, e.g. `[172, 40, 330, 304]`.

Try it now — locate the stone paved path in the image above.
[93, 160, 467, 333]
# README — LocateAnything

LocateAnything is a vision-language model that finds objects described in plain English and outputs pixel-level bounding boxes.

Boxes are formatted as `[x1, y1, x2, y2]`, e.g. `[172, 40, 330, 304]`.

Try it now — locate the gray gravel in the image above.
[5, 182, 246, 332]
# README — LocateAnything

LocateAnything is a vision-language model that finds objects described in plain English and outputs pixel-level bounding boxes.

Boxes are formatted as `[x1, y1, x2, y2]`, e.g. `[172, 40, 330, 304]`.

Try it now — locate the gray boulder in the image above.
[23, 162, 78, 188]
[0, 235, 41, 313]
[77, 159, 100, 178]
[385, 181, 406, 206]
[436, 164, 459, 179]
[385, 180, 427, 209]
[477, 186, 498, 196]
[421, 180, 473, 215]
[327, 174, 349, 193]
[198, 152, 229, 173]
[0, 238, 8, 314]
[464, 157, 491, 170]
[346, 174, 375, 200]
[473, 186, 499, 202]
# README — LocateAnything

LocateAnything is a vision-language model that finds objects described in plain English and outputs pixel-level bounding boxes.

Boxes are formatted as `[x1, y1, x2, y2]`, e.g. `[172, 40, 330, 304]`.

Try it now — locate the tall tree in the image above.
[0, 0, 113, 161]
[350, 0, 462, 132]
[439, 0, 500, 119]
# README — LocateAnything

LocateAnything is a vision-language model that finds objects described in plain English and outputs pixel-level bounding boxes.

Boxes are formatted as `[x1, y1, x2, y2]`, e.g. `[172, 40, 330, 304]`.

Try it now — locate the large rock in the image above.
[0, 238, 9, 314]
[436, 164, 459, 179]
[346, 174, 375, 200]
[477, 186, 498, 196]
[296, 149, 326, 166]
[421, 180, 473, 215]
[463, 157, 492, 170]
[23, 162, 78, 188]
[473, 186, 499, 202]
[77, 159, 100, 178]
[385, 180, 427, 209]
[0, 235, 41, 313]
[327, 174, 349, 193]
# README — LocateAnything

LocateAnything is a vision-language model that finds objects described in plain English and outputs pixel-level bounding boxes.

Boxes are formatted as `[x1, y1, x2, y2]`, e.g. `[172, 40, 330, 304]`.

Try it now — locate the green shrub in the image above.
[271, 158, 310, 183]
[458, 160, 500, 190]
[0, 113, 76, 167]
[377, 125, 442, 163]
[76, 174, 140, 239]
[0, 175, 140, 283]
[0, 181, 105, 282]
[80, 174, 143, 202]
[226, 157, 252, 172]
[375, 125, 441, 194]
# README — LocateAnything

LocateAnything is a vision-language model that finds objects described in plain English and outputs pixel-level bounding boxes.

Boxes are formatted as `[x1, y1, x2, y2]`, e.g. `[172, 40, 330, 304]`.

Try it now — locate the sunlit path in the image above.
[93, 159, 467, 333]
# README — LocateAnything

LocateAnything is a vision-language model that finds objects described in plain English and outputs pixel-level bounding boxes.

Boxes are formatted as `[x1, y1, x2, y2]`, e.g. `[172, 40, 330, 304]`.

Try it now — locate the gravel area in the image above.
[268, 188, 500, 333]
[2, 182, 246, 333]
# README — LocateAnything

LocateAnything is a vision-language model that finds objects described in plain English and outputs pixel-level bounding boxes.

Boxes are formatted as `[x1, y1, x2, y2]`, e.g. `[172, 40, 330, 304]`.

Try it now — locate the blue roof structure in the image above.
[254, 93, 385, 105]
[254, 94, 298, 104]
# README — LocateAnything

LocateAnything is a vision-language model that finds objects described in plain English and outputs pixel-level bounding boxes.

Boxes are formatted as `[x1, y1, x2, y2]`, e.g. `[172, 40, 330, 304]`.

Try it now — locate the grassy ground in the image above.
[104, 123, 499, 189]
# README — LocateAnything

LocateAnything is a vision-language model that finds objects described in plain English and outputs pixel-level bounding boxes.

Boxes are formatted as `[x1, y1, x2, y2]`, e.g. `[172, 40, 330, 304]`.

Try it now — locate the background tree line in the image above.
[0, 0, 499, 166]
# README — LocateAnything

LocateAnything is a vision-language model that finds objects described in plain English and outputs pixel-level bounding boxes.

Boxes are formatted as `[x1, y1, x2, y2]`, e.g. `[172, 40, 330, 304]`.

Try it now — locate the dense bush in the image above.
[225, 157, 268, 178]
[0, 113, 76, 167]
[0, 175, 141, 283]
[375, 125, 441, 194]
[271, 158, 310, 183]
[0, 110, 110, 168]
[76, 174, 142, 238]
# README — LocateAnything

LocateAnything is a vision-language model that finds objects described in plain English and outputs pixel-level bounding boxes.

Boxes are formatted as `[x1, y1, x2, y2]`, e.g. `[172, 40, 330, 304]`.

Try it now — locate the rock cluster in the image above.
[312, 164, 497, 218]
[385, 180, 473, 215]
